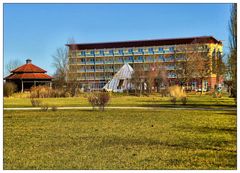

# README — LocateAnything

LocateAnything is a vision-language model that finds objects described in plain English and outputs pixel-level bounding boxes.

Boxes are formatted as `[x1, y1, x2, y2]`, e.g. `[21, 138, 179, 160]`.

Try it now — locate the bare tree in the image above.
[131, 63, 145, 96]
[155, 64, 168, 93]
[215, 51, 226, 86]
[52, 47, 68, 88]
[5, 59, 22, 75]
[189, 44, 212, 95]
[175, 45, 194, 89]
[52, 38, 79, 96]
[146, 63, 158, 94]
[228, 3, 237, 98]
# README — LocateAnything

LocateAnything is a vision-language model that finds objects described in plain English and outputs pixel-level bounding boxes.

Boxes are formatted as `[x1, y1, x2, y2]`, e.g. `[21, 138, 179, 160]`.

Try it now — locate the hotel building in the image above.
[67, 36, 223, 90]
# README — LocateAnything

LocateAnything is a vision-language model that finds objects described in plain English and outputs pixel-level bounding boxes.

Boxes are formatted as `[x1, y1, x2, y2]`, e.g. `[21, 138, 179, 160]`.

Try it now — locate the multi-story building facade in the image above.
[67, 36, 223, 90]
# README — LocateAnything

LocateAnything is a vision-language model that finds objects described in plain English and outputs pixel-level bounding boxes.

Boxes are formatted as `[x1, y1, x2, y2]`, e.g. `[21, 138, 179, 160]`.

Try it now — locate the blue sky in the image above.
[4, 3, 232, 75]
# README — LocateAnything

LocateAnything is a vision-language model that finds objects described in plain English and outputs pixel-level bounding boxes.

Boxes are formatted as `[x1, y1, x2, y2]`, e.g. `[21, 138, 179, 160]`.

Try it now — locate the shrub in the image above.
[169, 85, 187, 105]
[98, 92, 110, 111]
[170, 97, 177, 105]
[41, 104, 49, 111]
[88, 94, 99, 110]
[30, 85, 71, 98]
[169, 85, 186, 98]
[4, 82, 17, 97]
[87, 92, 110, 111]
[51, 106, 58, 111]
[30, 85, 52, 98]
[159, 89, 169, 97]
[181, 97, 187, 105]
[30, 98, 42, 107]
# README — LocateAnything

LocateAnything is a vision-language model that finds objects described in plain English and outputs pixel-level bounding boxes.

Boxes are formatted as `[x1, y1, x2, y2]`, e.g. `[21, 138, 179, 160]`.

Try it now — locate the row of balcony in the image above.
[75, 65, 175, 73]
[74, 47, 210, 58]
[69, 57, 183, 65]
[76, 74, 177, 81]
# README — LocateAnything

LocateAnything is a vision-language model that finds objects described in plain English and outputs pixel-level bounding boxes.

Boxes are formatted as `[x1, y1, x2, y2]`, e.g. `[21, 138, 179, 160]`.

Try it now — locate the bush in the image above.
[159, 89, 169, 97]
[4, 82, 17, 97]
[51, 106, 58, 111]
[30, 86, 52, 98]
[88, 94, 99, 110]
[181, 97, 187, 105]
[169, 85, 186, 98]
[41, 104, 49, 111]
[30, 85, 71, 98]
[98, 92, 110, 111]
[87, 92, 110, 111]
[170, 97, 177, 105]
[169, 85, 187, 105]
[30, 98, 42, 107]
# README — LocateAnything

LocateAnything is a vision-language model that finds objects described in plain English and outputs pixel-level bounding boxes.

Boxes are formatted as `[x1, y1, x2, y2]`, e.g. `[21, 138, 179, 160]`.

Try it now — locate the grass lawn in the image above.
[3, 94, 236, 108]
[4, 109, 236, 169]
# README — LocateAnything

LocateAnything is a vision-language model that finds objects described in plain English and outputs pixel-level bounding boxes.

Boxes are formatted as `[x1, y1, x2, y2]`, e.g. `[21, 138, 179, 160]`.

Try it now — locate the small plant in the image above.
[181, 97, 187, 105]
[41, 104, 49, 111]
[169, 85, 186, 98]
[4, 82, 17, 97]
[30, 98, 42, 107]
[170, 97, 177, 105]
[51, 106, 58, 111]
[87, 92, 110, 111]
[98, 92, 110, 111]
[88, 94, 99, 110]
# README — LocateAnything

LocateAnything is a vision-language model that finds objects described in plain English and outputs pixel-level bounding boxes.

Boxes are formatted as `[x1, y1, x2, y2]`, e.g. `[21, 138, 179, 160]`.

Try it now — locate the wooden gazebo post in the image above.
[21, 80, 24, 93]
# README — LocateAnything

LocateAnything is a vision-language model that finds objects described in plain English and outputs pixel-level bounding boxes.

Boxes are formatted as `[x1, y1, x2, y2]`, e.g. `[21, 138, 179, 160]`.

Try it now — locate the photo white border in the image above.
[1, 0, 239, 172]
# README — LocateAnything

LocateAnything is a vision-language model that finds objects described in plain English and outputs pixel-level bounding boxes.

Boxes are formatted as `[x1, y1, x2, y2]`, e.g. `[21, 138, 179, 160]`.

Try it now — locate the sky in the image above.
[4, 3, 232, 76]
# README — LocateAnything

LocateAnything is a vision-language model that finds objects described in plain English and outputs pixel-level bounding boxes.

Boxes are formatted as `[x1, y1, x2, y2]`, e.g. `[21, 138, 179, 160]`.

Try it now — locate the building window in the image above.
[90, 50, 94, 55]
[81, 51, 86, 56]
[99, 50, 104, 55]
[138, 48, 143, 52]
[148, 48, 153, 52]
[119, 49, 123, 54]
[109, 50, 114, 54]
[128, 49, 133, 53]
[159, 47, 164, 52]
[158, 55, 164, 62]
[138, 56, 143, 60]
[169, 47, 174, 52]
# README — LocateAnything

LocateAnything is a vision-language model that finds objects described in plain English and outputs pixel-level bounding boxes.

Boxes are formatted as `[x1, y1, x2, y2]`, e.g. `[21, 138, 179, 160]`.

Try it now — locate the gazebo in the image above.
[4, 59, 53, 92]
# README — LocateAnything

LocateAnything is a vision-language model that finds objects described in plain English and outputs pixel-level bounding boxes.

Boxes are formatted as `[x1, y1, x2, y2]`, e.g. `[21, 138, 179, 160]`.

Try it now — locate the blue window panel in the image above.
[90, 50, 95, 55]
[169, 47, 174, 52]
[81, 51, 86, 56]
[148, 48, 154, 52]
[119, 49, 124, 54]
[138, 56, 143, 60]
[129, 56, 133, 60]
[128, 49, 133, 53]
[99, 50, 104, 55]
[159, 47, 164, 52]
[158, 55, 164, 62]
[109, 50, 114, 54]
[138, 48, 143, 52]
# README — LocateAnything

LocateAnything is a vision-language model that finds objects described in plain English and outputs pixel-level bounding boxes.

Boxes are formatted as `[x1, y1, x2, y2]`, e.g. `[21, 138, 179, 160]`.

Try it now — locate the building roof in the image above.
[66, 36, 222, 50]
[5, 59, 53, 80]
[11, 62, 46, 73]
[5, 73, 53, 80]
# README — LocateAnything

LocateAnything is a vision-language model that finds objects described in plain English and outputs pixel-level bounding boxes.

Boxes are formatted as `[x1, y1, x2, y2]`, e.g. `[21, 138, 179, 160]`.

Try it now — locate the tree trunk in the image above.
[201, 79, 204, 95]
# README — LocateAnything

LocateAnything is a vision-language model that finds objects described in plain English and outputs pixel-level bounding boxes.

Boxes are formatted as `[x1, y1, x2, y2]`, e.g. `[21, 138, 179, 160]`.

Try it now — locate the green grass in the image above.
[4, 109, 236, 169]
[3, 94, 236, 108]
